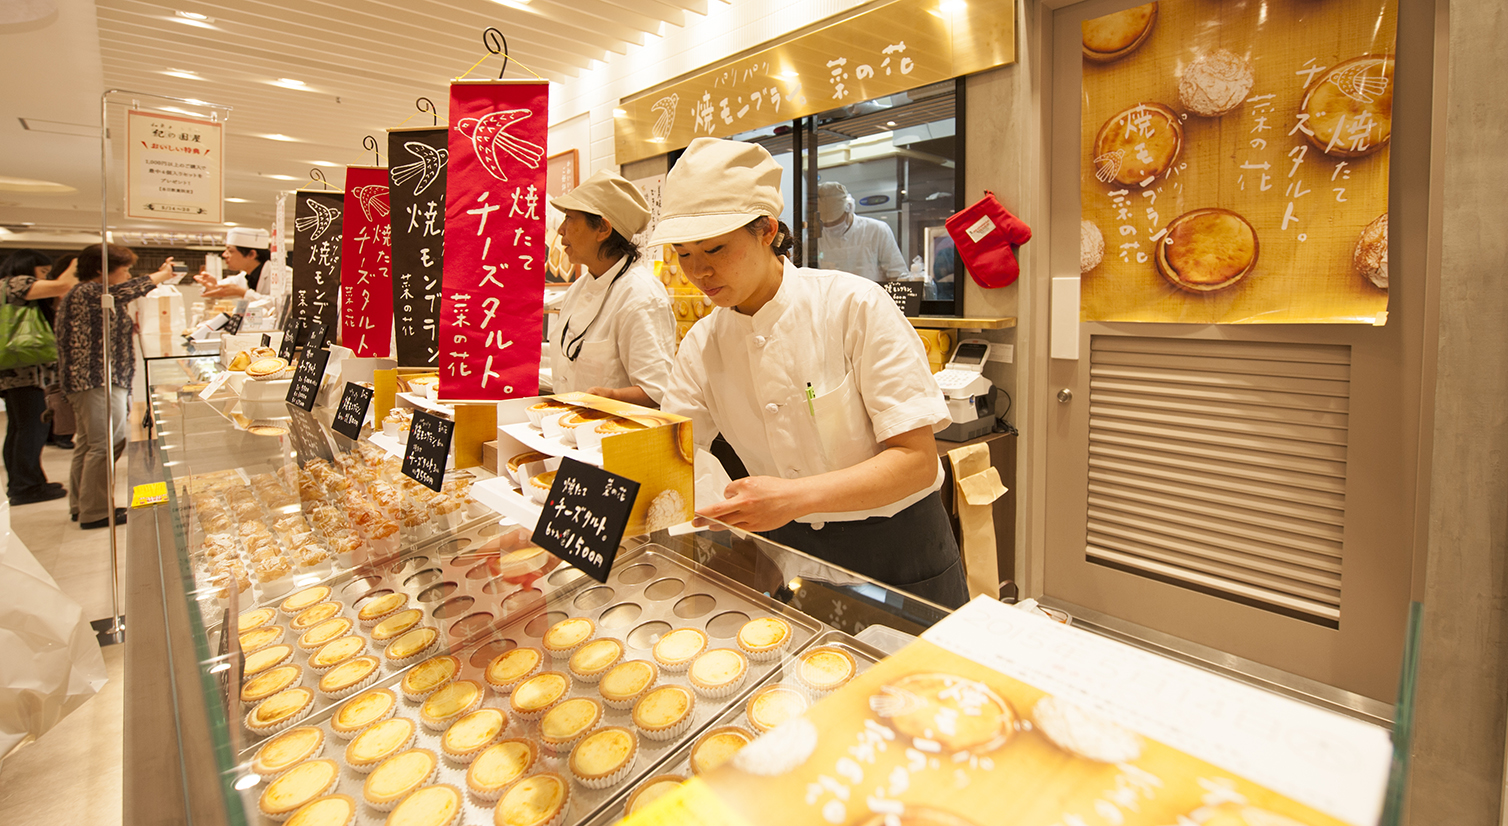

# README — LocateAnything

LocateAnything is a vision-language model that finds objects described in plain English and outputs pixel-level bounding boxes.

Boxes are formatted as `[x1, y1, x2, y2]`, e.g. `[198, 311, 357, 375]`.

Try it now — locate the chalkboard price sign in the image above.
[260, 333, 272, 348]
[531, 457, 640, 583]
[305, 320, 329, 351]
[884, 281, 923, 317]
[331, 382, 374, 440]
[277, 317, 305, 361]
[285, 347, 330, 412]
[286, 406, 334, 466]
[402, 410, 454, 492]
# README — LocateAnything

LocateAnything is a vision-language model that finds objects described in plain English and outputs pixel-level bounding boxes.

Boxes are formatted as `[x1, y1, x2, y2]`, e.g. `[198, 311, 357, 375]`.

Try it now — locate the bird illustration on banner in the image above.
[455, 109, 544, 182]
[351, 184, 391, 221]
[294, 198, 340, 240]
[391, 141, 449, 196]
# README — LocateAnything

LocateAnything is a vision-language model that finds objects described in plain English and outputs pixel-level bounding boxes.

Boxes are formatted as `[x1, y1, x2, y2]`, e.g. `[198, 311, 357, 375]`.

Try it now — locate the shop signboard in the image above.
[285, 347, 330, 412]
[403, 410, 454, 492]
[339, 165, 394, 357]
[125, 110, 223, 224]
[331, 381, 374, 440]
[439, 79, 549, 400]
[387, 127, 448, 366]
[614, 0, 1016, 163]
[291, 189, 343, 336]
[1078, 0, 1397, 324]
[531, 456, 639, 583]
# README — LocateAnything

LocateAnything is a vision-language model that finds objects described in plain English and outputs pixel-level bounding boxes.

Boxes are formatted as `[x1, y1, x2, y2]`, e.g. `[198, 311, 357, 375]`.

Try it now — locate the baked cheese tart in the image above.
[309, 635, 366, 672]
[494, 772, 570, 826]
[238, 607, 276, 633]
[297, 618, 353, 651]
[631, 684, 695, 741]
[624, 774, 685, 818]
[485, 647, 543, 694]
[357, 592, 409, 626]
[569, 726, 638, 789]
[244, 644, 295, 679]
[441, 707, 508, 761]
[280, 585, 332, 615]
[466, 739, 537, 802]
[1155, 208, 1259, 292]
[420, 680, 485, 731]
[567, 638, 624, 683]
[509, 672, 570, 720]
[252, 725, 325, 777]
[651, 627, 707, 672]
[384, 627, 439, 665]
[317, 655, 380, 699]
[539, 697, 603, 752]
[362, 748, 438, 811]
[290, 601, 343, 631]
[689, 726, 753, 775]
[330, 688, 396, 739]
[873, 673, 1015, 754]
[259, 758, 340, 821]
[735, 617, 791, 661]
[345, 717, 417, 772]
[1354, 213, 1388, 289]
[283, 793, 355, 826]
[746, 685, 809, 733]
[598, 659, 658, 710]
[541, 617, 595, 659]
[1081, 2, 1157, 63]
[795, 646, 857, 696]
[371, 608, 425, 644]
[402, 654, 461, 700]
[1092, 102, 1183, 187]
[688, 649, 748, 699]
[242, 664, 303, 707]
[1301, 55, 1394, 158]
[246, 356, 291, 381]
[385, 784, 462, 826]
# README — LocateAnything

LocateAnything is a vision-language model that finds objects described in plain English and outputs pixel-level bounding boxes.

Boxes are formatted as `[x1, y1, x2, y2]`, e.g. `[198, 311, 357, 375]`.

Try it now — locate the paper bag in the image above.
[0, 503, 109, 762]
[136, 284, 185, 337]
[948, 444, 1008, 599]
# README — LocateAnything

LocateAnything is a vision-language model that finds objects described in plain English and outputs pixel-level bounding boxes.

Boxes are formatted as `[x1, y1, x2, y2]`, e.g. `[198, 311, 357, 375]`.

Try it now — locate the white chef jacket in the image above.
[817, 214, 907, 283]
[664, 260, 950, 524]
[548, 256, 676, 404]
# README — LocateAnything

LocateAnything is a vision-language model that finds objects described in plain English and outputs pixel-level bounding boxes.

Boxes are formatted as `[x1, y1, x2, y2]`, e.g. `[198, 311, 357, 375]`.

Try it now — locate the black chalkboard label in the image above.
[331, 382, 374, 440]
[402, 410, 454, 492]
[277, 317, 304, 361]
[305, 320, 329, 351]
[285, 347, 330, 412]
[223, 313, 245, 335]
[531, 457, 640, 583]
[884, 281, 923, 317]
[261, 333, 272, 348]
[286, 406, 334, 466]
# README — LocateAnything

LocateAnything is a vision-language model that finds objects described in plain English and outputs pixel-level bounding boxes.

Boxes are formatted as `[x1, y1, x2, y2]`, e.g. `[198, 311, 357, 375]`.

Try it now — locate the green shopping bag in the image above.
[0, 301, 57, 371]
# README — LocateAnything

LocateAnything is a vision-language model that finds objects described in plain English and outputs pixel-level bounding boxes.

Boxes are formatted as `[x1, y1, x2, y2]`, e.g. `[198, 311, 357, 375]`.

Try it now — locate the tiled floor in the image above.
[0, 421, 129, 826]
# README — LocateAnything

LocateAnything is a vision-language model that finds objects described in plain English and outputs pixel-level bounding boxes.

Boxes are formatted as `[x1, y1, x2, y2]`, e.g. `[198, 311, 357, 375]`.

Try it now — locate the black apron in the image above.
[762, 491, 969, 609]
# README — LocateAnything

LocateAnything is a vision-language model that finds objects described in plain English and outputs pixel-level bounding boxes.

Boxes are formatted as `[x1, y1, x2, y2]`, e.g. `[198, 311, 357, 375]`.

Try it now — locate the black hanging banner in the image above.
[331, 382, 374, 441]
[292, 189, 344, 337]
[402, 410, 454, 492]
[285, 347, 330, 412]
[531, 457, 640, 583]
[286, 406, 335, 466]
[883, 281, 923, 317]
[276, 317, 305, 362]
[387, 127, 448, 368]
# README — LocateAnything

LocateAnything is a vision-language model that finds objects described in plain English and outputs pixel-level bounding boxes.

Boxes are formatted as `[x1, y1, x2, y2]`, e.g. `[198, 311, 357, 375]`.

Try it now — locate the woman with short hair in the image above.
[0, 248, 77, 505]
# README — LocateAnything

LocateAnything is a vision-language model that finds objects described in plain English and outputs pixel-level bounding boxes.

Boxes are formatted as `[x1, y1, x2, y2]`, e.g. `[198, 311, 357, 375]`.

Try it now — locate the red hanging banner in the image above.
[440, 79, 549, 400]
[339, 165, 394, 357]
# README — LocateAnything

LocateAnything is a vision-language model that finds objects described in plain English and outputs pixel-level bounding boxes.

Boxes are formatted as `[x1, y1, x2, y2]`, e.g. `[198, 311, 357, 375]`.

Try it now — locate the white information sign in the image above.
[125, 110, 223, 224]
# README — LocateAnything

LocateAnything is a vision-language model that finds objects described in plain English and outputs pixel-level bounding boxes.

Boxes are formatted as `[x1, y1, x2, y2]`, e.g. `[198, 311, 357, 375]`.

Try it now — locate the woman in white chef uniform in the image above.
[548, 170, 675, 407]
[657, 138, 968, 608]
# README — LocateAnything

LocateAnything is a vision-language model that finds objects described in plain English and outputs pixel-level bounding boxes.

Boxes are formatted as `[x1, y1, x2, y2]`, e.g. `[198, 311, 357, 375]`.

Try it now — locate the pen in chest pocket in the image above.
[805, 382, 816, 416]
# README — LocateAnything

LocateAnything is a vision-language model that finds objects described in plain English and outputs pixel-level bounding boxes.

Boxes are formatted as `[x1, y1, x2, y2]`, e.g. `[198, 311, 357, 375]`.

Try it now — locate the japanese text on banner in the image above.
[387, 128, 449, 366]
[292, 191, 344, 335]
[340, 166, 394, 357]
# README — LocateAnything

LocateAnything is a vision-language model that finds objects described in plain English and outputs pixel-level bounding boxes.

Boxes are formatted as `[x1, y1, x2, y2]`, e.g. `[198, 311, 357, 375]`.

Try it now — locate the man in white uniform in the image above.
[197, 227, 270, 300]
[815, 181, 906, 283]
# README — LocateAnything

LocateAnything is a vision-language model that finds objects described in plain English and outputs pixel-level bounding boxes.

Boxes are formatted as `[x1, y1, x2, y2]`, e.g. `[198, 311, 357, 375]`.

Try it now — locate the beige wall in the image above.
[1406, 0, 1508, 817]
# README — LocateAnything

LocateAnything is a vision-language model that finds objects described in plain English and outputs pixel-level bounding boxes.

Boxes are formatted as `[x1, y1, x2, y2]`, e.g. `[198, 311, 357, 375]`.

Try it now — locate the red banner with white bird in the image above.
[339, 165, 394, 357]
[439, 79, 548, 400]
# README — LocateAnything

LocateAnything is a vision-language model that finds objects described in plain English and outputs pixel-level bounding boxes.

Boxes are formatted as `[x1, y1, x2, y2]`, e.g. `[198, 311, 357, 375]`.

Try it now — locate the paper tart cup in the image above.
[689, 670, 748, 701]
[241, 664, 304, 710]
[538, 699, 604, 756]
[361, 749, 439, 811]
[251, 726, 326, 778]
[259, 759, 340, 821]
[598, 661, 659, 711]
[792, 646, 857, 700]
[569, 727, 640, 790]
[566, 639, 624, 685]
[538, 410, 572, 439]
[244, 688, 315, 737]
[296, 619, 354, 652]
[308, 636, 368, 673]
[383, 628, 441, 669]
[344, 720, 418, 773]
[735, 618, 793, 662]
[689, 726, 756, 776]
[401, 655, 462, 701]
[329, 690, 397, 739]
[420, 682, 486, 731]
[495, 772, 571, 826]
[526, 402, 571, 428]
[440, 708, 508, 763]
[317, 656, 382, 700]
[382, 421, 400, 437]
[240, 625, 287, 654]
[356, 594, 410, 628]
[367, 527, 400, 560]
[508, 672, 571, 722]
[282, 793, 358, 826]
[464, 739, 539, 803]
[632, 688, 697, 742]
[386, 784, 461, 826]
[651, 628, 707, 673]
[541, 618, 596, 661]
[624, 775, 687, 819]
[243, 644, 296, 678]
[484, 649, 543, 695]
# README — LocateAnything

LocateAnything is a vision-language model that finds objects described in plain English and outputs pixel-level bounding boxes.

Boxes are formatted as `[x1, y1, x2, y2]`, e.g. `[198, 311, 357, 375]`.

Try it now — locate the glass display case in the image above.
[122, 364, 954, 826]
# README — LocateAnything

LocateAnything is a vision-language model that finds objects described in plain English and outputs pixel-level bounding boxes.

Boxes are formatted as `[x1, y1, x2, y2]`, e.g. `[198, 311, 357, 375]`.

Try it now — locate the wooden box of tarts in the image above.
[472, 393, 694, 537]
[630, 597, 1395, 826]
[238, 543, 839, 826]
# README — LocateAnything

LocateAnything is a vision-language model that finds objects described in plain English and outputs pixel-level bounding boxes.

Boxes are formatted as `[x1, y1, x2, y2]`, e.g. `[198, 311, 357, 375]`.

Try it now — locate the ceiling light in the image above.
[162, 69, 203, 81]
[175, 10, 211, 21]
[261, 133, 296, 142]
[931, 0, 967, 15]
[277, 78, 305, 87]
[232, 774, 261, 791]
[223, 221, 237, 226]
[224, 197, 250, 203]
[885, 120, 898, 127]
[269, 78, 315, 90]
[613, 108, 627, 118]
[264, 174, 299, 181]
[170, 16, 216, 29]
[489, 0, 532, 6]
[309, 160, 341, 167]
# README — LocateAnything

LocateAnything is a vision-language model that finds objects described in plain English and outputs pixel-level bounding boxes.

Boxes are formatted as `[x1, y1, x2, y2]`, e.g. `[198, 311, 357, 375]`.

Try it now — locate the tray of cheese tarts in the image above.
[230, 520, 583, 756]
[238, 544, 826, 826]
[598, 629, 888, 825]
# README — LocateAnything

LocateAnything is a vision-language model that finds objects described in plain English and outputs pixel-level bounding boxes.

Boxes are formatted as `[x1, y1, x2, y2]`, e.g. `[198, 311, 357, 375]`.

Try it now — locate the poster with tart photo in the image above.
[625, 598, 1392, 826]
[1079, 0, 1396, 324]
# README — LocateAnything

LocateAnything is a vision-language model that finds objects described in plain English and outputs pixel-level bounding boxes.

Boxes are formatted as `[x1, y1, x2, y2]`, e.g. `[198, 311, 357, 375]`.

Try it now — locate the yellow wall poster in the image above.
[1079, 0, 1396, 324]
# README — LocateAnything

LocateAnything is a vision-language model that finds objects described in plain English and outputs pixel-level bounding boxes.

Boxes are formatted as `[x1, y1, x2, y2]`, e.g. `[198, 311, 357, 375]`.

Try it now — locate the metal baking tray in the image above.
[584, 629, 888, 826]
[231, 518, 589, 754]
[239, 545, 827, 826]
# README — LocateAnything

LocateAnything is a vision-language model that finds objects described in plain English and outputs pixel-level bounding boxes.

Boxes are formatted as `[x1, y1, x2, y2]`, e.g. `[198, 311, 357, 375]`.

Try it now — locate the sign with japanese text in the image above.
[276, 317, 304, 361]
[387, 127, 449, 366]
[402, 410, 455, 492]
[292, 190, 343, 335]
[331, 381, 374, 440]
[304, 319, 329, 352]
[1079, 0, 1396, 324]
[440, 80, 549, 400]
[286, 405, 335, 466]
[125, 110, 223, 223]
[285, 346, 331, 412]
[884, 280, 923, 316]
[531, 457, 639, 583]
[339, 165, 394, 357]
[614, 0, 1016, 164]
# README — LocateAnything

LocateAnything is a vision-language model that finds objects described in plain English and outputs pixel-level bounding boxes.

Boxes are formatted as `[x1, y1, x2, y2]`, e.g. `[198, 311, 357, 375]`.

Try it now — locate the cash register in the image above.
[934, 339, 996, 442]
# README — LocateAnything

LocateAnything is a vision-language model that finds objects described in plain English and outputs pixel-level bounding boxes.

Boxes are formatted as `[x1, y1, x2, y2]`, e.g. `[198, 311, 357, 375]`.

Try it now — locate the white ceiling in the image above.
[0, 0, 722, 247]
